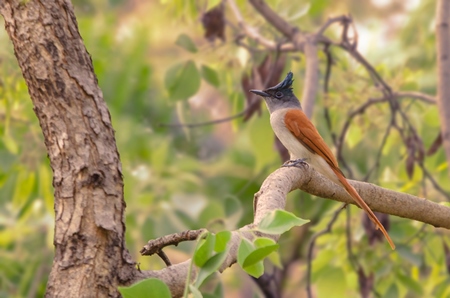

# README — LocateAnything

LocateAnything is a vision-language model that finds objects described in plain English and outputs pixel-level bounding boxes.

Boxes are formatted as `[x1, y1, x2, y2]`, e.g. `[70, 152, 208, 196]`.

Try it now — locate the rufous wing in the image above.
[284, 109, 340, 171]
[284, 109, 395, 249]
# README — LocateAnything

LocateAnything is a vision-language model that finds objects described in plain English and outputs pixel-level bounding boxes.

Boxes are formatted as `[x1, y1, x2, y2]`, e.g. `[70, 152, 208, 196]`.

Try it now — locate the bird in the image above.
[250, 71, 395, 250]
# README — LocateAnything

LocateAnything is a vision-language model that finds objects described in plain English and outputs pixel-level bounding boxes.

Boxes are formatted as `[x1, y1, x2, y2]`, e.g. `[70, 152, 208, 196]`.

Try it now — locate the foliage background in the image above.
[0, 0, 449, 297]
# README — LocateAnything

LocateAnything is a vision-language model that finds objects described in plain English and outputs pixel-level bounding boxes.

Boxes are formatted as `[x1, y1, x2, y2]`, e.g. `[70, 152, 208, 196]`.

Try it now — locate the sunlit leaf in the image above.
[118, 278, 171, 298]
[164, 60, 200, 100]
[397, 272, 423, 295]
[237, 238, 265, 277]
[214, 231, 231, 253]
[194, 233, 215, 267]
[201, 65, 220, 87]
[242, 238, 279, 268]
[195, 250, 228, 287]
[175, 33, 198, 53]
[257, 210, 309, 234]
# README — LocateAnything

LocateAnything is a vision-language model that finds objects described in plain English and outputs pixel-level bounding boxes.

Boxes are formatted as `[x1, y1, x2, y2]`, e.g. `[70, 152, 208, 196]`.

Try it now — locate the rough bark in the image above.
[436, 0, 450, 179]
[0, 1, 137, 297]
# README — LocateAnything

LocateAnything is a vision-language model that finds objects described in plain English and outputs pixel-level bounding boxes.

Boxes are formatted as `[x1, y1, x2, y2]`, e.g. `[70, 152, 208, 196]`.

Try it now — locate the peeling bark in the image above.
[0, 1, 138, 296]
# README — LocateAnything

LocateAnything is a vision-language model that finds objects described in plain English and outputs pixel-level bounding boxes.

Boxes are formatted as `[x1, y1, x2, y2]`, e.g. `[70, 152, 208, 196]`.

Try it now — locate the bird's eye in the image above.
[275, 91, 283, 98]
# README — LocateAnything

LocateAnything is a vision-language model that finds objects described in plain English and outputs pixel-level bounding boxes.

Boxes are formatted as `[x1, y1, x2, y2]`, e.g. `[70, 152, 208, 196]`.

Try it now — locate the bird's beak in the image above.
[249, 89, 270, 97]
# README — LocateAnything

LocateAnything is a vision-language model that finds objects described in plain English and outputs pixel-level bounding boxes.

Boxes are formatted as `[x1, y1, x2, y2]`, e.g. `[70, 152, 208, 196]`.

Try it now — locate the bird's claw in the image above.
[282, 158, 309, 168]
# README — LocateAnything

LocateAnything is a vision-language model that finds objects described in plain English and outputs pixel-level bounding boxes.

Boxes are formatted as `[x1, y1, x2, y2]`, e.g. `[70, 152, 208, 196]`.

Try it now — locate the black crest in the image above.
[266, 71, 294, 92]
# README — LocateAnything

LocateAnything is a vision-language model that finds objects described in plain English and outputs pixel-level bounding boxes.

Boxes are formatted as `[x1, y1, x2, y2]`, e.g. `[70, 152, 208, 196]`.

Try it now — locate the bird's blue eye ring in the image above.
[275, 91, 283, 98]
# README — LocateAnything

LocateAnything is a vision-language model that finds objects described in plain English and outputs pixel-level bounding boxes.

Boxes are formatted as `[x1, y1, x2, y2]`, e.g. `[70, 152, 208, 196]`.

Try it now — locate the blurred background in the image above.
[1, 0, 449, 297]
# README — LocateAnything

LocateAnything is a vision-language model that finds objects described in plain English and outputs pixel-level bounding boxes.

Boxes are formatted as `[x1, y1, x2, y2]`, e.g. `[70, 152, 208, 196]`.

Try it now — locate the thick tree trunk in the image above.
[0, 1, 138, 296]
[436, 0, 450, 179]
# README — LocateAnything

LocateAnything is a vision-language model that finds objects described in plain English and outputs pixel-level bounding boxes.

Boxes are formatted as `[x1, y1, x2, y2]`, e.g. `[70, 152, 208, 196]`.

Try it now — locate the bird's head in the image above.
[250, 71, 301, 113]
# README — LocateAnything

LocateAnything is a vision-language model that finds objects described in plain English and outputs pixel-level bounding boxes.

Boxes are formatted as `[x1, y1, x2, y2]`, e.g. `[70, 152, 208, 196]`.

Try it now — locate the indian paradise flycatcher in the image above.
[250, 72, 395, 250]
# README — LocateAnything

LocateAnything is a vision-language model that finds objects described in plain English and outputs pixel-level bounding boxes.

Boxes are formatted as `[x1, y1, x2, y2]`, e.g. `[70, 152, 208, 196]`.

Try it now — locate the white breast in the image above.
[269, 109, 340, 185]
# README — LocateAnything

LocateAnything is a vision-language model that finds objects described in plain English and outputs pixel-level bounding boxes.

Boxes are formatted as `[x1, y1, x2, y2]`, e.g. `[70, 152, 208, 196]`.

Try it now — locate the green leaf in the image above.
[118, 278, 171, 298]
[224, 196, 241, 217]
[397, 272, 423, 295]
[195, 250, 228, 287]
[242, 238, 279, 268]
[189, 284, 203, 298]
[257, 210, 309, 234]
[237, 238, 265, 277]
[201, 65, 220, 87]
[242, 260, 264, 278]
[254, 237, 275, 248]
[385, 283, 399, 298]
[237, 238, 253, 267]
[396, 245, 422, 266]
[266, 250, 283, 268]
[194, 233, 215, 267]
[175, 33, 197, 53]
[214, 231, 231, 253]
[165, 60, 200, 100]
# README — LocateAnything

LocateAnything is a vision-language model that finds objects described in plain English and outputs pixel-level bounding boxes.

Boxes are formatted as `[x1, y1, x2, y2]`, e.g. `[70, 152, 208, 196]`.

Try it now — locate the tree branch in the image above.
[301, 37, 320, 118]
[140, 229, 207, 256]
[436, 0, 450, 179]
[248, 0, 298, 38]
[134, 166, 450, 296]
[227, 0, 293, 51]
[394, 91, 436, 104]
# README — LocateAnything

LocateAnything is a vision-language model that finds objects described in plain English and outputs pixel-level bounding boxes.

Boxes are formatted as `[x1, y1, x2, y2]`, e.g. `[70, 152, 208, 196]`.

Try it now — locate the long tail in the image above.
[331, 168, 395, 250]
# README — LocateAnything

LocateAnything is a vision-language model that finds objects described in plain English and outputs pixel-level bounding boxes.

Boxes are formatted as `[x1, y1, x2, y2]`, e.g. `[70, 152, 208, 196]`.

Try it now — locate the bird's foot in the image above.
[282, 158, 309, 168]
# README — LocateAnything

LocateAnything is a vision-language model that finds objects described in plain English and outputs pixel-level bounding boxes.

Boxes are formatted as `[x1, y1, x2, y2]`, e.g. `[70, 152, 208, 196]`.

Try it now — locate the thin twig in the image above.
[422, 166, 450, 201]
[140, 229, 207, 256]
[316, 15, 349, 37]
[436, 0, 450, 179]
[336, 97, 388, 163]
[248, 0, 298, 39]
[157, 251, 172, 267]
[159, 110, 246, 128]
[394, 91, 436, 104]
[301, 35, 319, 119]
[364, 121, 393, 182]
[227, 0, 293, 51]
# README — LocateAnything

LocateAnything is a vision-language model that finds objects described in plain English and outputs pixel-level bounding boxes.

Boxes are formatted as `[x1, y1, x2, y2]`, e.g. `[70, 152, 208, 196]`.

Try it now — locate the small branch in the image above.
[133, 166, 450, 296]
[157, 251, 172, 267]
[301, 36, 320, 119]
[336, 97, 388, 157]
[316, 15, 349, 37]
[248, 0, 298, 39]
[140, 229, 207, 256]
[159, 110, 246, 128]
[422, 166, 450, 201]
[363, 121, 393, 181]
[435, 0, 450, 179]
[227, 0, 294, 51]
[394, 91, 436, 104]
